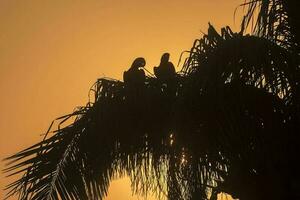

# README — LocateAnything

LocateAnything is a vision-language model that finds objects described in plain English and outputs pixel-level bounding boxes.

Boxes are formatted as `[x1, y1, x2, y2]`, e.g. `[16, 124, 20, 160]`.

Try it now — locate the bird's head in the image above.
[161, 53, 170, 63]
[131, 57, 146, 69]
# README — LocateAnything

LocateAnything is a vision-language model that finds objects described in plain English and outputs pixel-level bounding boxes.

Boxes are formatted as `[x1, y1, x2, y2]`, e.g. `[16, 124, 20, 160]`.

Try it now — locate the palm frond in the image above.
[240, 0, 300, 52]
[4, 25, 300, 200]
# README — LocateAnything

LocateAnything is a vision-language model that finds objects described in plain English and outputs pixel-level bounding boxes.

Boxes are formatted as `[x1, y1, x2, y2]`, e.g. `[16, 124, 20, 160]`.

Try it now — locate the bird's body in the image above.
[154, 53, 176, 81]
[123, 57, 146, 86]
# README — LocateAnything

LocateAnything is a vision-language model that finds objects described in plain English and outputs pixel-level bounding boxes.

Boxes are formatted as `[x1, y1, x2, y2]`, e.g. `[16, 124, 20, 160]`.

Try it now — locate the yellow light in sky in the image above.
[0, 0, 242, 199]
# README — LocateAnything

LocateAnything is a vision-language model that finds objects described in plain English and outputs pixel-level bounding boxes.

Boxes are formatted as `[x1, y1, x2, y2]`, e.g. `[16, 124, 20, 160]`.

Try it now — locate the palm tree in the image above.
[242, 0, 300, 50]
[4, 0, 299, 199]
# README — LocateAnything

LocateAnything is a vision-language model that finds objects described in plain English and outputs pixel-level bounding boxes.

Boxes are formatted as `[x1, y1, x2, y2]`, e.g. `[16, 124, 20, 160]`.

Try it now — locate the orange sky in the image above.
[0, 0, 242, 199]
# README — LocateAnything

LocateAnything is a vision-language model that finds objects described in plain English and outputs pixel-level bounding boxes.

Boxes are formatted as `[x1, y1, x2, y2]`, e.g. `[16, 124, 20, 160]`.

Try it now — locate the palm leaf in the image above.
[4, 25, 300, 200]
[241, 0, 300, 52]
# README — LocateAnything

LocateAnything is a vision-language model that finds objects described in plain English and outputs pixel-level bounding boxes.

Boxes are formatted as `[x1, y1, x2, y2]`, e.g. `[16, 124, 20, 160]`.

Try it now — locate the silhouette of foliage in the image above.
[241, 0, 300, 51]
[4, 1, 300, 200]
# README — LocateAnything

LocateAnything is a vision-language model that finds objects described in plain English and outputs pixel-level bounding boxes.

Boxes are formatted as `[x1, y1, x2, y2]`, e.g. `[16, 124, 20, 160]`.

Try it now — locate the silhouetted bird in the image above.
[154, 53, 175, 81]
[123, 57, 146, 86]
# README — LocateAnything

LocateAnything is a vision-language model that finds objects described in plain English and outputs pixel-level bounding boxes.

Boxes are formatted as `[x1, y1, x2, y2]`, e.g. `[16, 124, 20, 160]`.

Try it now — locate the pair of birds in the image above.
[123, 53, 176, 85]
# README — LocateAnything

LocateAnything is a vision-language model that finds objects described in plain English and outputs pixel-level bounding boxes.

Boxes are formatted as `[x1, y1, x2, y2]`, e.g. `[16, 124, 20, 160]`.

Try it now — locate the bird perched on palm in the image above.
[154, 53, 176, 82]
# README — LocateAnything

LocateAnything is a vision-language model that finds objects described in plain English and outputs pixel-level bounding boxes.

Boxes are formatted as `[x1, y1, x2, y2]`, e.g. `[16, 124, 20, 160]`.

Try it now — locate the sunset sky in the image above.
[0, 0, 242, 199]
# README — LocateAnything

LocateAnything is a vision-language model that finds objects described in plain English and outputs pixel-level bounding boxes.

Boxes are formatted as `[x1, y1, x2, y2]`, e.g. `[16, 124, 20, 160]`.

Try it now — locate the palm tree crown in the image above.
[4, 0, 300, 199]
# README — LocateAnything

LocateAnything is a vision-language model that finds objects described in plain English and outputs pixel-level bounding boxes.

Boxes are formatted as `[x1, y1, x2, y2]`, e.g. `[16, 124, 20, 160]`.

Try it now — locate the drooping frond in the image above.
[182, 24, 300, 199]
[241, 0, 300, 52]
[183, 25, 299, 104]
[4, 25, 300, 200]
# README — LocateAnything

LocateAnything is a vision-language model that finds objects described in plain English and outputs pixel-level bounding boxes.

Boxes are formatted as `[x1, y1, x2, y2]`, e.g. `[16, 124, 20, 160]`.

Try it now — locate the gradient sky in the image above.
[0, 0, 243, 199]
